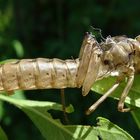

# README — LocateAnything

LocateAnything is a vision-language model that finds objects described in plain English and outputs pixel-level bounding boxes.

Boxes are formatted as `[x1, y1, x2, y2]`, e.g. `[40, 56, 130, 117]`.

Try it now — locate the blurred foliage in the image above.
[0, 0, 140, 139]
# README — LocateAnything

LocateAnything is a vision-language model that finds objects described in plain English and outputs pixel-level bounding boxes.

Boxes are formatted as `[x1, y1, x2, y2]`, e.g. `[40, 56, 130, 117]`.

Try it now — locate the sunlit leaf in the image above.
[0, 59, 18, 64]
[0, 95, 134, 140]
[11, 90, 26, 100]
[95, 117, 134, 140]
[91, 75, 140, 130]
[92, 75, 140, 108]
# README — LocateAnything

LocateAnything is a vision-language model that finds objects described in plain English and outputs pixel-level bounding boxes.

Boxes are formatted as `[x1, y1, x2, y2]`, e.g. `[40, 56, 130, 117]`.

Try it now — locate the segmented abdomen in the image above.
[0, 58, 79, 91]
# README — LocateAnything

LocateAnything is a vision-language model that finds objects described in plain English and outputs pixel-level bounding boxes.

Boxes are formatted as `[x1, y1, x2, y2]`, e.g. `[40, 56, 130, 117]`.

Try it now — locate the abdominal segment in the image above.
[0, 58, 79, 91]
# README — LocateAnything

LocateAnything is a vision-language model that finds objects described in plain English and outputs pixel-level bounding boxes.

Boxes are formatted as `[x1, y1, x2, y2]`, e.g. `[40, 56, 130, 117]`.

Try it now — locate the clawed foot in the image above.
[118, 104, 133, 112]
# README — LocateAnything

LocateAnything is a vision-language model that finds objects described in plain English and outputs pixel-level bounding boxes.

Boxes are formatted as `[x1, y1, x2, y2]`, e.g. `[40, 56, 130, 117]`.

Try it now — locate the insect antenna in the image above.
[90, 26, 105, 42]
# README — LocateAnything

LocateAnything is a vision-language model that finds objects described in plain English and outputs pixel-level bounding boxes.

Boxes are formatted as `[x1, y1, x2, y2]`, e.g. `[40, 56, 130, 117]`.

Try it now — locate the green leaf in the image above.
[91, 75, 140, 108]
[66, 117, 134, 140]
[0, 94, 133, 140]
[0, 101, 4, 118]
[12, 40, 24, 58]
[0, 59, 18, 65]
[0, 126, 8, 140]
[130, 108, 140, 129]
[95, 117, 134, 140]
[91, 75, 140, 130]
[11, 90, 26, 100]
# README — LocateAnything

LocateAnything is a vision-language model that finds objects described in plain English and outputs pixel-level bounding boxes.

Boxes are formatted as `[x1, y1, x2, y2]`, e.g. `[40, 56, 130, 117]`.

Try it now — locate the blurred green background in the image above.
[0, 0, 140, 139]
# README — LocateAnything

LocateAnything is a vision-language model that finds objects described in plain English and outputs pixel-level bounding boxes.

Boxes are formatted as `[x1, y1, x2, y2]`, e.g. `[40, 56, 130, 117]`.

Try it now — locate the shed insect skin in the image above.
[1, 33, 140, 115]
[0, 34, 104, 94]
[76, 33, 103, 96]
[86, 34, 140, 115]
[0, 58, 79, 91]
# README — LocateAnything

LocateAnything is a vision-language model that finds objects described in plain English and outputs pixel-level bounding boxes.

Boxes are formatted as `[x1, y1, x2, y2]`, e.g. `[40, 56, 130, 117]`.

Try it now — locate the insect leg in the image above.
[118, 71, 134, 112]
[86, 82, 120, 115]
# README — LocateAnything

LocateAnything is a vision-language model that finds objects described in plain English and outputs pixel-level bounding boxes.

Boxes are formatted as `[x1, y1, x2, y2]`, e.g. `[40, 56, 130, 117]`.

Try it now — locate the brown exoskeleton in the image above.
[0, 58, 79, 91]
[78, 33, 140, 115]
[0, 32, 140, 115]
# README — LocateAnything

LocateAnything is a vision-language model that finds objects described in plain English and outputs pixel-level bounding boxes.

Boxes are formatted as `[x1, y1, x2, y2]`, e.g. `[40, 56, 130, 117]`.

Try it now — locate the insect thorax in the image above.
[97, 36, 140, 78]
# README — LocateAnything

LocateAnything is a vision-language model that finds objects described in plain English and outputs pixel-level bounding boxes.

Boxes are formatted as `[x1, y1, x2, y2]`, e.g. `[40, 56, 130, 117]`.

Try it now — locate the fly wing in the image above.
[77, 33, 96, 87]
[82, 46, 101, 96]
